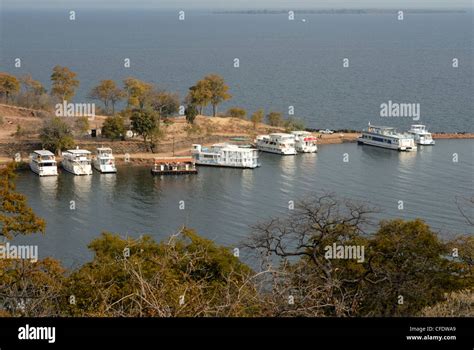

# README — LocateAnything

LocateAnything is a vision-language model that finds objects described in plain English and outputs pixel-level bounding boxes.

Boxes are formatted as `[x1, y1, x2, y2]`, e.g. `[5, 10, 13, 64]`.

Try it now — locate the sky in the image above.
[1, 0, 471, 10]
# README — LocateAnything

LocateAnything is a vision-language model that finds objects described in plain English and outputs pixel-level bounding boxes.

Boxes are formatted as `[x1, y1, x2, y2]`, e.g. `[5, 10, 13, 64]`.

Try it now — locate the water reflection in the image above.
[71, 175, 93, 201]
[38, 176, 58, 201]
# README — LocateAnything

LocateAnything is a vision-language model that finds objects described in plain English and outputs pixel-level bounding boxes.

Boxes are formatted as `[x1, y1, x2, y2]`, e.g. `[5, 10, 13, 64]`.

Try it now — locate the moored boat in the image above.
[192, 143, 259, 168]
[255, 133, 297, 155]
[151, 157, 198, 175]
[357, 124, 416, 151]
[62, 149, 93, 175]
[408, 124, 435, 145]
[29, 150, 58, 176]
[291, 131, 318, 153]
[93, 147, 117, 173]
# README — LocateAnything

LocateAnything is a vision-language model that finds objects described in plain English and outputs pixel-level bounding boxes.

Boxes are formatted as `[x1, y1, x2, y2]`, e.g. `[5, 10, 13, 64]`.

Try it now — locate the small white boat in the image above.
[408, 125, 435, 145]
[291, 131, 318, 153]
[62, 148, 93, 175]
[192, 143, 259, 168]
[357, 124, 417, 152]
[255, 133, 297, 155]
[93, 147, 117, 173]
[29, 150, 58, 176]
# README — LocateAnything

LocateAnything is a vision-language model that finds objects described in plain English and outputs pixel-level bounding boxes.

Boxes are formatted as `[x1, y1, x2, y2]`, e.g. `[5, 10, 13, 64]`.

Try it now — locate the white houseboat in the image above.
[255, 133, 297, 155]
[192, 143, 259, 168]
[291, 131, 318, 153]
[408, 125, 435, 145]
[357, 124, 416, 151]
[93, 147, 117, 173]
[29, 150, 58, 176]
[62, 149, 93, 175]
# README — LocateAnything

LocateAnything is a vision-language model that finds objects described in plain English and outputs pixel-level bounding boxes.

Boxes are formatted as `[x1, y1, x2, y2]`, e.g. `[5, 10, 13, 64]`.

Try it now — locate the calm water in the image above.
[12, 139, 474, 267]
[1, 9, 473, 131]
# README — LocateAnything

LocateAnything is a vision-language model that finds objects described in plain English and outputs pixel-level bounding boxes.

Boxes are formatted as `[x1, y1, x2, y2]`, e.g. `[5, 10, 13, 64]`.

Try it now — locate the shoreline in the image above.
[2, 132, 473, 168]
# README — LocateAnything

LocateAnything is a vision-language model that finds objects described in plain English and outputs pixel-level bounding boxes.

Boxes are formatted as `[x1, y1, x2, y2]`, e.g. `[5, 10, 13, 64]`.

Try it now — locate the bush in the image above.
[226, 107, 247, 120]
[102, 115, 125, 140]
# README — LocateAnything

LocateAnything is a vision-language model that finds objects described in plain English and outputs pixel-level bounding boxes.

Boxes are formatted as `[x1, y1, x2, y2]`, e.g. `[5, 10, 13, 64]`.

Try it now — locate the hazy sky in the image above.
[2, 0, 471, 10]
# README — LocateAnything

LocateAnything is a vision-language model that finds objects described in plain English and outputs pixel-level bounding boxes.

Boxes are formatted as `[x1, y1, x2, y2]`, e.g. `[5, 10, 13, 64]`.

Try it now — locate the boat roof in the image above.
[66, 149, 91, 154]
[33, 150, 54, 156]
[97, 147, 112, 151]
[270, 133, 293, 136]
[411, 124, 426, 128]
[154, 157, 194, 164]
[368, 125, 396, 130]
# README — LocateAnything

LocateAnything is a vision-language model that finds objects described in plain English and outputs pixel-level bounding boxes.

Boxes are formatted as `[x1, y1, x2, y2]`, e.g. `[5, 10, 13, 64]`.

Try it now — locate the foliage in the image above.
[420, 290, 473, 317]
[102, 115, 126, 140]
[185, 104, 198, 124]
[123, 77, 152, 110]
[284, 117, 306, 132]
[0, 73, 20, 103]
[149, 90, 180, 119]
[226, 107, 247, 119]
[89, 80, 124, 115]
[266, 111, 284, 127]
[40, 117, 75, 154]
[204, 74, 231, 117]
[248, 194, 472, 317]
[50, 66, 79, 101]
[65, 229, 261, 316]
[250, 109, 264, 129]
[130, 109, 159, 151]
[0, 163, 46, 240]
[74, 116, 90, 135]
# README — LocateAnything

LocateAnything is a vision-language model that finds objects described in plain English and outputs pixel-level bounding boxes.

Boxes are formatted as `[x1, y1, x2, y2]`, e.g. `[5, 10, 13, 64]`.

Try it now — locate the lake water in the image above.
[1, 9, 473, 132]
[13, 139, 474, 268]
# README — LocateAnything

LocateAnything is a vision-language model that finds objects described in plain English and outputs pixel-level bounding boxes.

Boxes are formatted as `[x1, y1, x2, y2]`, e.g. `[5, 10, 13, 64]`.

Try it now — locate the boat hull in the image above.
[416, 140, 435, 145]
[195, 161, 259, 169]
[29, 164, 58, 176]
[357, 138, 417, 152]
[296, 145, 318, 153]
[256, 146, 297, 155]
[62, 163, 93, 175]
[93, 162, 117, 173]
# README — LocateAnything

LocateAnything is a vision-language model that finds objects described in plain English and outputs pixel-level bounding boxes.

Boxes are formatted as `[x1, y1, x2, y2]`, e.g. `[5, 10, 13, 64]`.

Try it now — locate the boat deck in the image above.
[151, 169, 198, 175]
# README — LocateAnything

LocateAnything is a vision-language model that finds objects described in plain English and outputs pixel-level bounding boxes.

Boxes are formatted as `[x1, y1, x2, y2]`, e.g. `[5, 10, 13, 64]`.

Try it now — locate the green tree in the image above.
[89, 80, 124, 115]
[187, 80, 212, 115]
[362, 219, 468, 316]
[284, 117, 306, 132]
[123, 78, 153, 110]
[250, 109, 264, 129]
[248, 195, 471, 317]
[226, 107, 247, 119]
[65, 228, 260, 317]
[0, 163, 46, 240]
[50, 66, 79, 101]
[102, 115, 125, 140]
[74, 116, 90, 135]
[266, 111, 284, 127]
[130, 109, 158, 151]
[19, 74, 47, 108]
[0, 73, 20, 103]
[185, 104, 198, 124]
[204, 74, 231, 117]
[40, 117, 75, 154]
[149, 90, 180, 119]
